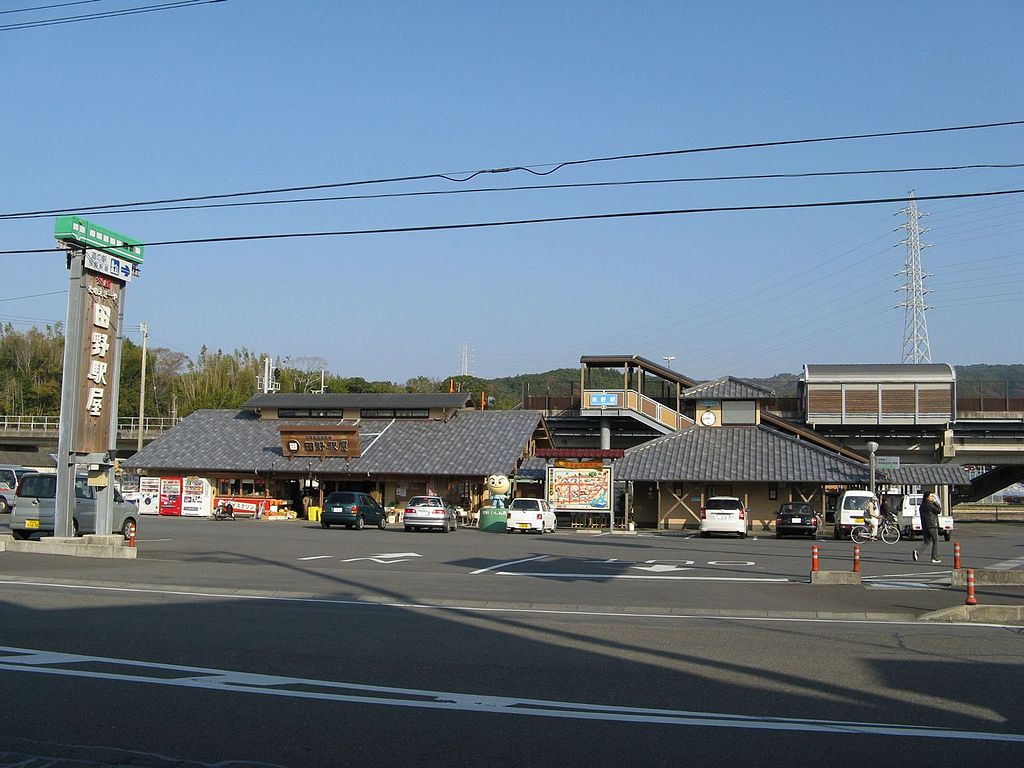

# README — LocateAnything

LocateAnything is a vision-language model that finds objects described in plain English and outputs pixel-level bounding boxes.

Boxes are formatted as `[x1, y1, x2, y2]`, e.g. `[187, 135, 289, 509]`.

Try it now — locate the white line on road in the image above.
[470, 555, 548, 575]
[1, 579, 1019, 629]
[298, 556, 334, 561]
[1, 644, 1021, 742]
[496, 572, 791, 582]
[989, 556, 1024, 571]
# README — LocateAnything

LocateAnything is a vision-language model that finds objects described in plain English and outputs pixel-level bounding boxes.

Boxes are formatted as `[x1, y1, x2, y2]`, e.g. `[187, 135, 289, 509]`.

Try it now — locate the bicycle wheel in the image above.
[880, 524, 900, 544]
[850, 525, 871, 544]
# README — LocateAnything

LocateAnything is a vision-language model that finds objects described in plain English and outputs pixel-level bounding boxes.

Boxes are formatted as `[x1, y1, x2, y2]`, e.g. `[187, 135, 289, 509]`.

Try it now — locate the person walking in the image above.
[913, 491, 943, 563]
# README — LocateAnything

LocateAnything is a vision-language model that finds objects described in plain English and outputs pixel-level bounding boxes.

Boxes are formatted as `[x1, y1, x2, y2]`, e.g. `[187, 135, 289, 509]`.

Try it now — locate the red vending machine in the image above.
[159, 476, 183, 516]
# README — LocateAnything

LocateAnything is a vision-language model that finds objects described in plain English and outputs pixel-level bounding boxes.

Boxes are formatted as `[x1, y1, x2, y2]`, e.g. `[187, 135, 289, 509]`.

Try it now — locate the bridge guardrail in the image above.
[0, 415, 181, 434]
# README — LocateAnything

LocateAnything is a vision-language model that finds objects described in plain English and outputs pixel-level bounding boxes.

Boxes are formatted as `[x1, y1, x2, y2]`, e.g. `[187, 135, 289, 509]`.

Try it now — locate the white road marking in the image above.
[2, 579, 1021, 629]
[1, 644, 1021, 742]
[298, 556, 334, 561]
[373, 552, 422, 560]
[136, 538, 173, 542]
[470, 555, 548, 575]
[495, 572, 790, 582]
[989, 556, 1024, 571]
[706, 560, 755, 566]
[632, 564, 692, 573]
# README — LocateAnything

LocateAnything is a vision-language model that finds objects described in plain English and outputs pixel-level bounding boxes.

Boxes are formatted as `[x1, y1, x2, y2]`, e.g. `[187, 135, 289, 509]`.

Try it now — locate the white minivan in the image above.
[832, 489, 876, 540]
[699, 496, 747, 538]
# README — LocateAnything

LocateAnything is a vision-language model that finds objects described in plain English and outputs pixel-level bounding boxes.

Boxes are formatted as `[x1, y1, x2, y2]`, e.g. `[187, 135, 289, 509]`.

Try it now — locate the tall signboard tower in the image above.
[53, 216, 143, 539]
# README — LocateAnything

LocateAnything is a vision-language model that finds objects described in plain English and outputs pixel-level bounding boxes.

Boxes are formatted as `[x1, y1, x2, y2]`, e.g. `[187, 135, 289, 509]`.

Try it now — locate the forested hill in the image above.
[0, 325, 1020, 418]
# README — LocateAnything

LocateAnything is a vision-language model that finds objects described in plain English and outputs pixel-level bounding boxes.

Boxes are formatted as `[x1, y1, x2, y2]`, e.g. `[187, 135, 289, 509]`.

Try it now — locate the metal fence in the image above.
[0, 415, 181, 434]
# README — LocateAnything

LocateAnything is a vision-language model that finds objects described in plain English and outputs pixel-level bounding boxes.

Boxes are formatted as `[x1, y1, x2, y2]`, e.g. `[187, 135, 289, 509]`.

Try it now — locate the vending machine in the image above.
[138, 476, 161, 515]
[159, 476, 183, 516]
[181, 476, 214, 516]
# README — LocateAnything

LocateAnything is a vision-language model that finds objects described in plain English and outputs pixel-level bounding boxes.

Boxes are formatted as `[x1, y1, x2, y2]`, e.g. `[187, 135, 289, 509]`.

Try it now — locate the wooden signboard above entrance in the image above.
[279, 425, 361, 458]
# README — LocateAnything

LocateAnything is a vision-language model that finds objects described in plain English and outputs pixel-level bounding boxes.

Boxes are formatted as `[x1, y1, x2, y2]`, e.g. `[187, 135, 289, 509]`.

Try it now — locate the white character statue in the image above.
[486, 474, 511, 509]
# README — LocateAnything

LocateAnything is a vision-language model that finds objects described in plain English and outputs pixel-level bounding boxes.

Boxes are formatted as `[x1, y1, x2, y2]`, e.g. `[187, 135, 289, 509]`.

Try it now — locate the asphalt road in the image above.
[1, 516, 1023, 767]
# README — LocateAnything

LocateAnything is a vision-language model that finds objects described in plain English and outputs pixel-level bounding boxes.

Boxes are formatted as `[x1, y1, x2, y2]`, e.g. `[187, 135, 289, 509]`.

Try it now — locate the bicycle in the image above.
[851, 515, 900, 544]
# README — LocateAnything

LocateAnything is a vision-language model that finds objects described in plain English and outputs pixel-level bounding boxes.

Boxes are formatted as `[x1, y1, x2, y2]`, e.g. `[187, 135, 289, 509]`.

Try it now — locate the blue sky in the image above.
[1, 0, 1022, 383]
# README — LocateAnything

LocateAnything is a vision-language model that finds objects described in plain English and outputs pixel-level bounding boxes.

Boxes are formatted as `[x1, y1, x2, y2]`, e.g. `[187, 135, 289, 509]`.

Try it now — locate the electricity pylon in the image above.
[897, 192, 933, 364]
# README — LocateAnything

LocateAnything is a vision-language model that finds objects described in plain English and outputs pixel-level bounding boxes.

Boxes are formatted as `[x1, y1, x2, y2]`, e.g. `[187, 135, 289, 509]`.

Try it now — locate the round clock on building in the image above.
[700, 410, 717, 426]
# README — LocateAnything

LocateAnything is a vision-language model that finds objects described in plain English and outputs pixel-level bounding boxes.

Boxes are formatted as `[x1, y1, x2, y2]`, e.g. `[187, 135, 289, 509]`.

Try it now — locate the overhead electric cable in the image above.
[0, 289, 68, 302]
[2, 119, 1021, 218]
[4, 162, 1023, 221]
[0, 0, 223, 31]
[0, 0, 103, 14]
[5, 187, 1022, 257]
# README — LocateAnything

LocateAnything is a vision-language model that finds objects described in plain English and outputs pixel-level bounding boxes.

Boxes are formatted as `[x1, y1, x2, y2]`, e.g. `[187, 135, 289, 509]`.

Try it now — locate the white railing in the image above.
[0, 415, 181, 434]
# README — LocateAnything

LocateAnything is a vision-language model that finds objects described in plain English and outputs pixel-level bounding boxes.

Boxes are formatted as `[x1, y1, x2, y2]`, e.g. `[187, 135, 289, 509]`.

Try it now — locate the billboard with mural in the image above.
[546, 465, 612, 511]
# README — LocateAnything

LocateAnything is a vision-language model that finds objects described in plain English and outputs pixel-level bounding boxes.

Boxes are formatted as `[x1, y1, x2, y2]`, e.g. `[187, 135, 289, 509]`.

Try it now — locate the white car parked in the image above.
[699, 496, 747, 538]
[505, 498, 557, 534]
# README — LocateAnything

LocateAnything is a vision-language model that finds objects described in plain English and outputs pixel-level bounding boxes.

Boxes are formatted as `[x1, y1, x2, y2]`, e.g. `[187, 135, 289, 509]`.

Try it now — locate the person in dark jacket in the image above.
[913, 491, 943, 563]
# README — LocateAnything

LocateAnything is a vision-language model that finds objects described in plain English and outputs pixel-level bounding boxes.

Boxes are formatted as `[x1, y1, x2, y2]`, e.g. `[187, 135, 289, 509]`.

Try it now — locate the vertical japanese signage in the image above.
[76, 272, 122, 453]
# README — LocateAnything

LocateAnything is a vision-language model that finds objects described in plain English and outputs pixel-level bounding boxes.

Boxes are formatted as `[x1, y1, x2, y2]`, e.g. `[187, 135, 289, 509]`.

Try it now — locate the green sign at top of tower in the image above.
[54, 215, 144, 264]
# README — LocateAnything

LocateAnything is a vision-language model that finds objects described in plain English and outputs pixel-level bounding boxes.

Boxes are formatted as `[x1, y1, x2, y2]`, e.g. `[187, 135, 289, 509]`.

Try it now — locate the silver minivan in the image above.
[9, 473, 138, 540]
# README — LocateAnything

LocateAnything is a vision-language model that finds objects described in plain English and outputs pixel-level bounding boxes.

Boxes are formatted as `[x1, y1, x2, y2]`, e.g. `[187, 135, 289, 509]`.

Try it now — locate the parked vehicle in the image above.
[9, 473, 138, 540]
[832, 490, 876, 540]
[899, 493, 954, 541]
[403, 496, 458, 532]
[212, 501, 235, 520]
[320, 491, 387, 530]
[774, 502, 819, 538]
[699, 496, 747, 538]
[505, 498, 557, 534]
[0, 465, 37, 514]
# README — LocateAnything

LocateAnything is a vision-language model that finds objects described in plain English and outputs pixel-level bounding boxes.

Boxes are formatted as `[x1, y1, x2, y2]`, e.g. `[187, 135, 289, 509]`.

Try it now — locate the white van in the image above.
[832, 490, 876, 540]
[900, 493, 954, 541]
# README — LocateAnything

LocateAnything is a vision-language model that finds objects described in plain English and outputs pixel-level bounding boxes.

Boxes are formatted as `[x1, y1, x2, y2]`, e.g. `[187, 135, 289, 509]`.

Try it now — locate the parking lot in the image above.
[4, 514, 1022, 617]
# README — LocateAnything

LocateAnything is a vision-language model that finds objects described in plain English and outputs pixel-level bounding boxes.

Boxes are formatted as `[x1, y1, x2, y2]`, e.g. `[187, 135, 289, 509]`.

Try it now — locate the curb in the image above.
[949, 568, 1024, 586]
[919, 604, 1024, 625]
[0, 534, 136, 559]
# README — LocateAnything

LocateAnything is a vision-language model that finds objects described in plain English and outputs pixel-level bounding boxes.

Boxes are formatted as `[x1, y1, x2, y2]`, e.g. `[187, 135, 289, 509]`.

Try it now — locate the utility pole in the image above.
[137, 322, 148, 451]
[897, 192, 933, 364]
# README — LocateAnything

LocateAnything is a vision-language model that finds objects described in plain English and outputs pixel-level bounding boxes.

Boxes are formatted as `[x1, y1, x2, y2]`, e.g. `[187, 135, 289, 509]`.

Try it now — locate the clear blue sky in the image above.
[1, 0, 1022, 383]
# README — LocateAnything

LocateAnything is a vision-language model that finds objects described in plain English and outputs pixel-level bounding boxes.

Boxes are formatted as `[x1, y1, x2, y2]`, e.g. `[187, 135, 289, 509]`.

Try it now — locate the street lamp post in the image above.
[661, 356, 675, 369]
[867, 441, 879, 496]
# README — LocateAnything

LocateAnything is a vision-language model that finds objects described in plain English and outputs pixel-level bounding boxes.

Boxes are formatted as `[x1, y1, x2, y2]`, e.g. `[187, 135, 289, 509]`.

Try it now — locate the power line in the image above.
[0, 0, 103, 15]
[0, 289, 68, 303]
[2, 119, 1022, 218]
[4, 187, 1024, 256]
[4, 162, 1023, 221]
[0, 0, 224, 31]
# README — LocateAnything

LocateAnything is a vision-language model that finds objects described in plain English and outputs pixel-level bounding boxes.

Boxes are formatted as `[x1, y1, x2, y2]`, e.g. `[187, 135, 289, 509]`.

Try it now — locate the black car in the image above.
[320, 491, 387, 530]
[774, 502, 819, 538]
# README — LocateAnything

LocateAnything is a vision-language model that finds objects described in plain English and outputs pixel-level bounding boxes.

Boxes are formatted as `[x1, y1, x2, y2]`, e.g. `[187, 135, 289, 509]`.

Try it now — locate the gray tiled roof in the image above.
[680, 377, 774, 400]
[123, 409, 541, 477]
[614, 425, 868, 483]
[241, 392, 473, 410]
[0, 450, 55, 469]
[880, 464, 972, 486]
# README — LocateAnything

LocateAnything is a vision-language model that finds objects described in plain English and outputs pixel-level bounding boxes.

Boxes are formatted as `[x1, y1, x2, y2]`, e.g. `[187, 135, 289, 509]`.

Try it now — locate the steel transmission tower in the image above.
[458, 343, 470, 377]
[897, 192, 933, 364]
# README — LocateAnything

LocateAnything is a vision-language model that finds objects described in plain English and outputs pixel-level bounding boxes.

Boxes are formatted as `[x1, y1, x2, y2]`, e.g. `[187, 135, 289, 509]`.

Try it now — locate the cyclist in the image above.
[864, 495, 880, 540]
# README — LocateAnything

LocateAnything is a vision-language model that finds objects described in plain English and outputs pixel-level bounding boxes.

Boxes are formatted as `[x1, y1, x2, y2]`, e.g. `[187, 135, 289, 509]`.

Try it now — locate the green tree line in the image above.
[0, 324, 1019, 419]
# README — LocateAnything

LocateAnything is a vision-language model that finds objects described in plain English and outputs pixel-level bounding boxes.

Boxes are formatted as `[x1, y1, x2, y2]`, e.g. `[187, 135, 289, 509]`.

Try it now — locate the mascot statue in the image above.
[486, 474, 511, 508]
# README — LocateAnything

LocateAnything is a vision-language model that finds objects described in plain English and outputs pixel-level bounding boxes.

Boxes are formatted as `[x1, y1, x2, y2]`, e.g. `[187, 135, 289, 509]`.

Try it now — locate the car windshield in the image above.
[17, 474, 56, 498]
[409, 496, 442, 507]
[844, 496, 871, 510]
[705, 498, 741, 510]
[509, 499, 539, 510]
[325, 492, 357, 505]
[782, 504, 812, 515]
